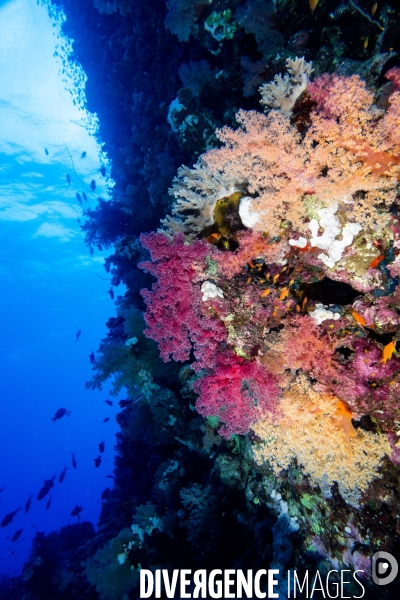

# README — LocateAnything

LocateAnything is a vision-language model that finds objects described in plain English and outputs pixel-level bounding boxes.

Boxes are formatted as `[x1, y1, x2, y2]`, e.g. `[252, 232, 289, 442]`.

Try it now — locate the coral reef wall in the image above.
[15, 0, 400, 599]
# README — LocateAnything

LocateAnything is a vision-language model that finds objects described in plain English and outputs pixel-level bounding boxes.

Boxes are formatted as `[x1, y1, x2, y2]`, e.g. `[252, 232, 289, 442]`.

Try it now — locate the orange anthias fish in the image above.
[351, 310, 366, 327]
[309, 0, 319, 11]
[382, 341, 396, 364]
[261, 288, 271, 297]
[369, 253, 384, 269]
[279, 287, 289, 301]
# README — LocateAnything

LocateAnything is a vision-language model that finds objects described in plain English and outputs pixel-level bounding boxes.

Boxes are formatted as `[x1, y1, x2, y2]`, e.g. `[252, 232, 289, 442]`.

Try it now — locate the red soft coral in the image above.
[194, 350, 280, 438]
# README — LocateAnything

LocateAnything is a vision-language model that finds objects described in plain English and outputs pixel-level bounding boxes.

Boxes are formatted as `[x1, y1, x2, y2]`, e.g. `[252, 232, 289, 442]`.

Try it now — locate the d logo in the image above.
[372, 551, 398, 586]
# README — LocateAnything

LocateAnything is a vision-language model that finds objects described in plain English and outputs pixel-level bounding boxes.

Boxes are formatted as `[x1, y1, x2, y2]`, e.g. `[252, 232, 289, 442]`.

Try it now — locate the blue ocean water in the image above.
[0, 0, 121, 576]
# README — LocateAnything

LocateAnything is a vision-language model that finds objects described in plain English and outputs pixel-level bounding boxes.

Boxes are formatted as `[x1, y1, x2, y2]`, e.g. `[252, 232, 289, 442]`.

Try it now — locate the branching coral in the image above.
[259, 56, 313, 116]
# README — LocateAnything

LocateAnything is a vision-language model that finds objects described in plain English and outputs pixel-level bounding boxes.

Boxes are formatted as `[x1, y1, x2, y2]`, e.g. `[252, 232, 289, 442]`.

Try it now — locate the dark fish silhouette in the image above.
[89, 351, 95, 365]
[11, 529, 23, 542]
[103, 417, 110, 423]
[71, 453, 77, 469]
[46, 497, 52, 510]
[98, 440, 105, 454]
[101, 488, 111, 501]
[1, 508, 21, 527]
[51, 408, 71, 423]
[25, 495, 33, 514]
[75, 330, 81, 342]
[59, 466, 69, 484]
[76, 192, 82, 205]
[94, 456, 102, 468]
[81, 151, 86, 158]
[44, 148, 49, 155]
[104, 399, 113, 406]
[82, 192, 87, 202]
[71, 505, 82, 520]
[90, 179, 96, 191]
[100, 166, 106, 177]
[37, 476, 55, 501]
[89, 246, 94, 257]
[66, 173, 71, 185]
[108, 288, 114, 300]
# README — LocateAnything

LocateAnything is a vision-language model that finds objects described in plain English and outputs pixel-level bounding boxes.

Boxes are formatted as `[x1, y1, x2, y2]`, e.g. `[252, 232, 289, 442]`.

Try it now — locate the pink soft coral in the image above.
[194, 350, 280, 438]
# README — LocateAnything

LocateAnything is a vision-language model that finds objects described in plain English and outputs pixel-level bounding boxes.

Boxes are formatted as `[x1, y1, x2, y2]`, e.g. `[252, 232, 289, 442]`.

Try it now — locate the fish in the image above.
[66, 174, 71, 185]
[46, 497, 52, 510]
[103, 417, 110, 423]
[351, 310, 366, 327]
[71, 452, 77, 469]
[11, 529, 23, 542]
[59, 466, 69, 484]
[279, 287, 289, 301]
[369, 253, 385, 269]
[100, 166, 106, 177]
[309, 0, 319, 10]
[51, 408, 71, 423]
[261, 289, 271, 297]
[44, 148, 49, 155]
[76, 192, 82, 205]
[81, 151, 86, 158]
[1, 508, 21, 527]
[82, 192, 88, 202]
[37, 476, 55, 501]
[371, 2, 377, 16]
[90, 180, 96, 191]
[25, 495, 33, 514]
[272, 273, 280, 284]
[89, 351, 96, 365]
[382, 341, 396, 364]
[94, 456, 102, 468]
[99, 441, 105, 454]
[108, 288, 114, 300]
[75, 330, 81, 342]
[206, 233, 221, 244]
[71, 505, 83, 520]
[104, 399, 113, 406]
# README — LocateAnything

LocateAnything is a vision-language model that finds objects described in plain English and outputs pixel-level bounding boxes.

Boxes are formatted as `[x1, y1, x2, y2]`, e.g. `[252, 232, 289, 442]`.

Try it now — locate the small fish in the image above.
[1, 508, 21, 528]
[363, 36, 369, 50]
[103, 417, 110, 423]
[81, 151, 86, 158]
[371, 2, 377, 16]
[66, 173, 71, 185]
[75, 330, 81, 342]
[51, 408, 71, 423]
[273, 273, 280, 284]
[11, 529, 23, 542]
[82, 192, 88, 202]
[369, 253, 384, 269]
[261, 289, 271, 297]
[302, 297, 308, 309]
[279, 287, 289, 301]
[59, 466, 69, 484]
[71, 453, 77, 469]
[90, 180, 96, 191]
[25, 495, 33, 514]
[94, 456, 102, 468]
[89, 351, 95, 365]
[99, 441, 105, 454]
[206, 233, 221, 244]
[382, 341, 396, 364]
[46, 496, 52, 510]
[71, 505, 83, 520]
[76, 192, 82, 205]
[37, 476, 55, 501]
[108, 288, 114, 300]
[309, 0, 319, 10]
[44, 148, 49, 156]
[104, 399, 113, 406]
[351, 310, 366, 327]
[100, 166, 106, 177]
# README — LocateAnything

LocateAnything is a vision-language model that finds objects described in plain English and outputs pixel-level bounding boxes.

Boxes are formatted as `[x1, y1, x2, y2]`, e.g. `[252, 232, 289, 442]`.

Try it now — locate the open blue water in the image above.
[0, 0, 121, 576]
